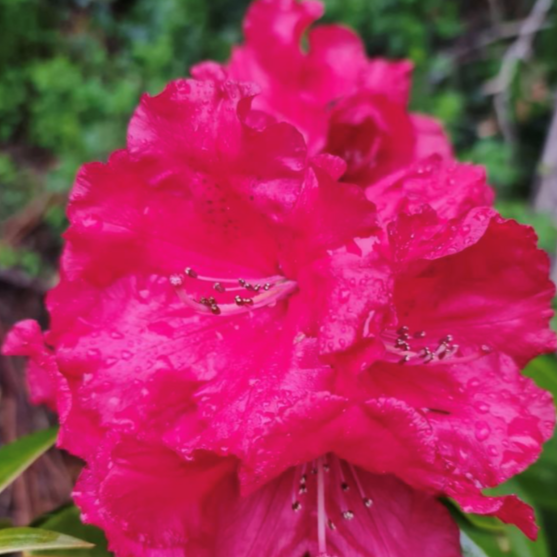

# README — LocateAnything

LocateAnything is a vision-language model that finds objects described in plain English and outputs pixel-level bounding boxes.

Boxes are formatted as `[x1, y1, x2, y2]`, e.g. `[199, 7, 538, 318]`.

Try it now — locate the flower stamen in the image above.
[383, 324, 492, 366]
[348, 462, 373, 508]
[169, 267, 297, 316]
[289, 455, 377, 555]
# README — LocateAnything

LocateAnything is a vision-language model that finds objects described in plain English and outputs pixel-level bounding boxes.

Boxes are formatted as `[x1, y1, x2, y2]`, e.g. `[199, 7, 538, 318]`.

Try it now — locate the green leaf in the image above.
[460, 519, 550, 557]
[0, 528, 92, 555]
[0, 427, 58, 494]
[518, 355, 557, 512]
[524, 355, 557, 397]
[30, 505, 111, 556]
[461, 531, 491, 557]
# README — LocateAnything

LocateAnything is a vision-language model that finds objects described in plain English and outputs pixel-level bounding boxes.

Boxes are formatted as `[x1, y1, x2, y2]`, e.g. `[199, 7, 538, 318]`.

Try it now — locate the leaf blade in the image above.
[0, 427, 59, 494]
[0, 528, 93, 555]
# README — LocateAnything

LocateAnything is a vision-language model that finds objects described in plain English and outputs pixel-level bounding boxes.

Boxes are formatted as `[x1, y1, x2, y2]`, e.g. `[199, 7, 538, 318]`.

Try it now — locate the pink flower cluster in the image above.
[4, 1, 556, 556]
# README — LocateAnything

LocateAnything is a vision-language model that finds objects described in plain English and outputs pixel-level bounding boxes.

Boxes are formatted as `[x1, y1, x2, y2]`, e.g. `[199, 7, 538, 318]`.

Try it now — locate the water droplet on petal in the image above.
[475, 421, 491, 441]
[474, 401, 490, 414]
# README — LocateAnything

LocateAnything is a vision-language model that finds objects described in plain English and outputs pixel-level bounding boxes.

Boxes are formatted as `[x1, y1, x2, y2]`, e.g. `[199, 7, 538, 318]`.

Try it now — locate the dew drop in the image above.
[339, 289, 351, 302]
[474, 401, 490, 414]
[475, 421, 491, 442]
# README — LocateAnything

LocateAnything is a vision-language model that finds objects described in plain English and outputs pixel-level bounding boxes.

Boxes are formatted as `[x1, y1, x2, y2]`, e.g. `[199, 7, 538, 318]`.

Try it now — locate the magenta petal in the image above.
[2, 320, 61, 411]
[195, 0, 451, 182]
[390, 212, 556, 365]
[214, 466, 460, 557]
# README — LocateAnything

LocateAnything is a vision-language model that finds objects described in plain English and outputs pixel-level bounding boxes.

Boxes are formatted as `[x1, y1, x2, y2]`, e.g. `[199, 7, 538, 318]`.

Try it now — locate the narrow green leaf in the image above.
[30, 505, 111, 556]
[0, 528, 92, 555]
[461, 532, 490, 557]
[0, 427, 59, 494]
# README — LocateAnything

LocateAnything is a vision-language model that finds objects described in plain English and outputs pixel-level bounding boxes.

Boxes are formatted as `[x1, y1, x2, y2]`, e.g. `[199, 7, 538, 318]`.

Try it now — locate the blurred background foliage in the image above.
[0, 0, 557, 556]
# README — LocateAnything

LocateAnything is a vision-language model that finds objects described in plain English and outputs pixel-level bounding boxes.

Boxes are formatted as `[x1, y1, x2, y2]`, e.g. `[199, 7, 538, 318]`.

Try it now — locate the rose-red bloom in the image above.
[194, 0, 452, 184]
[3, 77, 465, 555]
[3, 6, 556, 555]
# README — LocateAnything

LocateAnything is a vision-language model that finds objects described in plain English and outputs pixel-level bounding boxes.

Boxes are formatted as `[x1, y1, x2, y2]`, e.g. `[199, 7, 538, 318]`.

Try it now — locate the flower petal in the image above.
[389, 211, 556, 365]
[2, 320, 61, 411]
[212, 466, 460, 557]
[368, 157, 494, 224]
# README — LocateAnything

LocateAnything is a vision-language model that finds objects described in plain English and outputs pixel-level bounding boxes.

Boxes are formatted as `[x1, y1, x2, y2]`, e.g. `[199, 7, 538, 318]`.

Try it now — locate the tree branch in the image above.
[485, 0, 554, 147]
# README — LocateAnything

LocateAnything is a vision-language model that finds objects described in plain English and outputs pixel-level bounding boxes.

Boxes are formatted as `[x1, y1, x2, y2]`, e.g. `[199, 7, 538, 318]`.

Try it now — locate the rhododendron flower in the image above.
[2, 77, 462, 556]
[194, 0, 452, 184]
[3, 7, 556, 555]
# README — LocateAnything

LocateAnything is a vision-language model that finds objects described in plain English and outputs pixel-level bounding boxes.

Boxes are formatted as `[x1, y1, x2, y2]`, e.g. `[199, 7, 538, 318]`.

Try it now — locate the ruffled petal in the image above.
[48, 273, 290, 442]
[2, 320, 61, 411]
[128, 79, 308, 221]
[2, 319, 105, 459]
[411, 114, 454, 160]
[323, 92, 417, 183]
[74, 436, 236, 557]
[194, 0, 441, 182]
[388, 211, 556, 366]
[299, 250, 392, 356]
[457, 492, 538, 540]
[368, 156, 494, 224]
[361, 352, 553, 532]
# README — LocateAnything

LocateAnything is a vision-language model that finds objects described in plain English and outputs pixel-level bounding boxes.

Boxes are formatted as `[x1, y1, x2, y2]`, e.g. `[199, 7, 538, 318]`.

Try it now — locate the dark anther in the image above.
[210, 304, 221, 315]
[185, 267, 197, 278]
